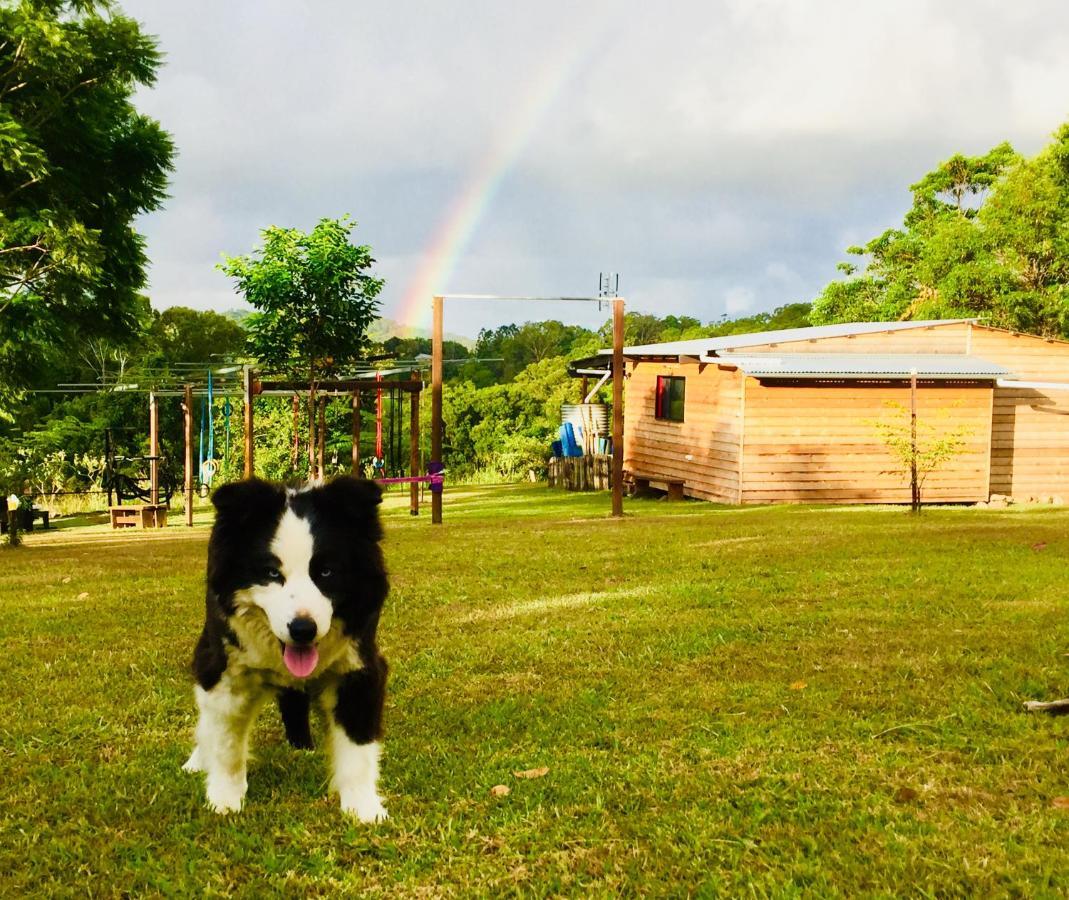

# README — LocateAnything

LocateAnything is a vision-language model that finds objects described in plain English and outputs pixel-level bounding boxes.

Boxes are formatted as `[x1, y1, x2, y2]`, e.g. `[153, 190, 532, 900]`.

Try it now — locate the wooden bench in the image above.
[628, 473, 685, 501]
[110, 505, 168, 529]
[1, 507, 49, 533]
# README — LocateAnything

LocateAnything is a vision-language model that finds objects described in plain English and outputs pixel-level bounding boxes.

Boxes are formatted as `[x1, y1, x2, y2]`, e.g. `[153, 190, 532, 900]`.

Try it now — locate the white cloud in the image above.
[123, 0, 1069, 332]
[724, 286, 756, 315]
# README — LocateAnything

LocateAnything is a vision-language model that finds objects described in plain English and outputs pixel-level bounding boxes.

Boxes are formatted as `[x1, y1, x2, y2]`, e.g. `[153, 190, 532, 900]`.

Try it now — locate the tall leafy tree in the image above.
[147, 306, 247, 366]
[219, 216, 384, 476]
[810, 132, 1069, 337]
[0, 0, 174, 414]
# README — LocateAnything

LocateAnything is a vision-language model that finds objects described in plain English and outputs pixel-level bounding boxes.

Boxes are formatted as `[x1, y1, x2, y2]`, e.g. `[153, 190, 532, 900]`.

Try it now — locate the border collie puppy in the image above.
[183, 476, 389, 821]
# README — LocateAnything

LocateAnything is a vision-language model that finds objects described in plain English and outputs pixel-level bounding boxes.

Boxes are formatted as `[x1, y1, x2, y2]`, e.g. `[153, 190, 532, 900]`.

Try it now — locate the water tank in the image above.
[561, 403, 612, 455]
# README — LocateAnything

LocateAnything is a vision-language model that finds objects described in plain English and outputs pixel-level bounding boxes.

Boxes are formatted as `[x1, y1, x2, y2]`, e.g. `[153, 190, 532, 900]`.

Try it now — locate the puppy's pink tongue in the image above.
[283, 644, 319, 678]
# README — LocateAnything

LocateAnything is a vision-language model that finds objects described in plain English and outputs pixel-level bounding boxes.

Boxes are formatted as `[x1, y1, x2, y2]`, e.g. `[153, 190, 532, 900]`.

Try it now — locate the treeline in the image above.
[813, 124, 1069, 335]
[0, 306, 247, 504]
[0, 303, 817, 500]
[429, 305, 812, 477]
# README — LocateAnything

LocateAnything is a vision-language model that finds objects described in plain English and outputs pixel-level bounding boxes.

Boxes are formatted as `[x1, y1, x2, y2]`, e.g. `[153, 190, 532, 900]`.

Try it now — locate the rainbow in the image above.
[394, 26, 606, 329]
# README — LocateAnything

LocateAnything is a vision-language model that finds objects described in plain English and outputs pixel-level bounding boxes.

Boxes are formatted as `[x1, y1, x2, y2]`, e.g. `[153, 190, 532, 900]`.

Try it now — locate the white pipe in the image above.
[584, 370, 611, 403]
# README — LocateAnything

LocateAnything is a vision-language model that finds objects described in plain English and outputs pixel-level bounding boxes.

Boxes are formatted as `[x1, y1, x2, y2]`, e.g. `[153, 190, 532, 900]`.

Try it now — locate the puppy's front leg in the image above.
[185, 680, 268, 814]
[326, 657, 388, 822]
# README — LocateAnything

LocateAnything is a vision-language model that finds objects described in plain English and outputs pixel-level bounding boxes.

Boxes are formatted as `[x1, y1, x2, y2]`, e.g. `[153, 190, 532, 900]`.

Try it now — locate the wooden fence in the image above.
[547, 455, 612, 492]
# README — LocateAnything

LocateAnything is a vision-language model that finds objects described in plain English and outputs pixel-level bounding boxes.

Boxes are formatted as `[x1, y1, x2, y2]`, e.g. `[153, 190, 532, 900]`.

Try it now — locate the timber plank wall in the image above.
[968, 327, 1069, 498]
[622, 321, 1069, 504]
[739, 380, 992, 504]
[623, 363, 743, 502]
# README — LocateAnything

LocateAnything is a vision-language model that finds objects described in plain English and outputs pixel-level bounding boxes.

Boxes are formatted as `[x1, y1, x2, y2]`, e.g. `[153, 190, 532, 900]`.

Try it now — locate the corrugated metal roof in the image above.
[714, 352, 1010, 379]
[597, 319, 974, 358]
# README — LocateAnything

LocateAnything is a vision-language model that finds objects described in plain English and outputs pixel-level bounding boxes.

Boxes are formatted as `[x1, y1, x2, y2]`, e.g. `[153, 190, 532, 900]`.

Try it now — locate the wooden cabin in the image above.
[572, 320, 1069, 504]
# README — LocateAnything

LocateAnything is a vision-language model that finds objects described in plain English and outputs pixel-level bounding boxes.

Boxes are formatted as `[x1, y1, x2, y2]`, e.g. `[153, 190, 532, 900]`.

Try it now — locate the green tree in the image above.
[147, 307, 247, 365]
[870, 400, 972, 513]
[708, 302, 812, 336]
[503, 321, 592, 376]
[0, 0, 174, 415]
[219, 216, 384, 477]
[809, 132, 1069, 336]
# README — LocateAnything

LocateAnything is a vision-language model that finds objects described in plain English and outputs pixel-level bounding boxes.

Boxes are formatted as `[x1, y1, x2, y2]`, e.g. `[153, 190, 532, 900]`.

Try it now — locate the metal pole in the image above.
[184, 383, 193, 527]
[431, 295, 444, 524]
[243, 365, 255, 479]
[611, 298, 625, 517]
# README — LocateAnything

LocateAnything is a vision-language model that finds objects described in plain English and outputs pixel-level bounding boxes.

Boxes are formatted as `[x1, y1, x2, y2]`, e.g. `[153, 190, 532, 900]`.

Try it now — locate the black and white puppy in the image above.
[183, 476, 389, 821]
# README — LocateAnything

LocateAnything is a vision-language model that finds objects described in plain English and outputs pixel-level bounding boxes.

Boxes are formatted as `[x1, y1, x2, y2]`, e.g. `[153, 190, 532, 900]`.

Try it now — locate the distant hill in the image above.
[368, 316, 475, 349]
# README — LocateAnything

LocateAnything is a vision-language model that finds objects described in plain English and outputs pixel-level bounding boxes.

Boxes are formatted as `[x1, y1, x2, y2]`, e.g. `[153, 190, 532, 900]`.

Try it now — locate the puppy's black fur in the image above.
[191, 476, 390, 748]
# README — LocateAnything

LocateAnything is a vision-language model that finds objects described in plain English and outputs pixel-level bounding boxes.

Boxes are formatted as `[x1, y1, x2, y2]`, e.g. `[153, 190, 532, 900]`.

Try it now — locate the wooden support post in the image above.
[580, 375, 588, 404]
[291, 394, 300, 470]
[104, 429, 114, 507]
[611, 298, 625, 518]
[149, 391, 159, 508]
[410, 384, 420, 516]
[351, 391, 361, 475]
[308, 390, 317, 479]
[431, 294, 444, 524]
[243, 365, 255, 479]
[317, 395, 326, 480]
[184, 383, 193, 527]
[910, 369, 919, 513]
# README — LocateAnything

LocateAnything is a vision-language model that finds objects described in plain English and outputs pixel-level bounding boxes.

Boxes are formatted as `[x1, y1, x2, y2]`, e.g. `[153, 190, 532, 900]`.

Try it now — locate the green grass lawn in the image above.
[3, 485, 1069, 896]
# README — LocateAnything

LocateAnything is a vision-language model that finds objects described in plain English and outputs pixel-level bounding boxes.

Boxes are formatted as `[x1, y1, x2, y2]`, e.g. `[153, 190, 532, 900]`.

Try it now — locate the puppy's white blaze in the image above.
[330, 730, 387, 823]
[241, 506, 333, 642]
[271, 506, 315, 578]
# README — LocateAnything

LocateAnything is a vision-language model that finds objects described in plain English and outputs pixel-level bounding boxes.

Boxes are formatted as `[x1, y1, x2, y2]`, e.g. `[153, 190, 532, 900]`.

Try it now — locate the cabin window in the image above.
[655, 375, 685, 422]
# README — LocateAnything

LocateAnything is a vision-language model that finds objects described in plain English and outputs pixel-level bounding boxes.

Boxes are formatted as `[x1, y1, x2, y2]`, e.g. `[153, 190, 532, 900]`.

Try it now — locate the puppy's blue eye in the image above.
[266, 567, 281, 580]
[318, 567, 332, 578]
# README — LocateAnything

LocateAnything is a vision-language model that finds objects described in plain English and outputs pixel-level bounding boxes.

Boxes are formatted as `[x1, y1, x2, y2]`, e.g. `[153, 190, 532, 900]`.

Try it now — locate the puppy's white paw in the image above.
[205, 776, 246, 814]
[182, 747, 204, 773]
[339, 787, 388, 823]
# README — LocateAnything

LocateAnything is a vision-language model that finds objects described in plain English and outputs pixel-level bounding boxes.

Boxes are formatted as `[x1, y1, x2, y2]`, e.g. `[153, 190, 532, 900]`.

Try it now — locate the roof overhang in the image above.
[707, 353, 1011, 381]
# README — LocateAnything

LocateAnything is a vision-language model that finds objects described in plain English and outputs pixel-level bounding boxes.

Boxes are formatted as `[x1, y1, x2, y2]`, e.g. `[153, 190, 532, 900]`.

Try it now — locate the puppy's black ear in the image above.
[318, 476, 383, 537]
[322, 475, 382, 508]
[211, 478, 286, 525]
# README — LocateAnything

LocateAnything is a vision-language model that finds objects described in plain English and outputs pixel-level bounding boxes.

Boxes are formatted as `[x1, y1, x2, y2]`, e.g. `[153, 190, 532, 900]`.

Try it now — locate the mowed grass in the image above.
[3, 485, 1069, 897]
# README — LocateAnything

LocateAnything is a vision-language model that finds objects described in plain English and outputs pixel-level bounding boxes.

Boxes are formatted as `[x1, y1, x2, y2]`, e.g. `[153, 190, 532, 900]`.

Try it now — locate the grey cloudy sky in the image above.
[125, 0, 1069, 337]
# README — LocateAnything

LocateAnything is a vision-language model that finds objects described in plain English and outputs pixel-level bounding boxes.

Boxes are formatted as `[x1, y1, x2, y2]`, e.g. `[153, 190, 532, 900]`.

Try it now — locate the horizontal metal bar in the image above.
[440, 294, 616, 303]
[256, 378, 423, 395]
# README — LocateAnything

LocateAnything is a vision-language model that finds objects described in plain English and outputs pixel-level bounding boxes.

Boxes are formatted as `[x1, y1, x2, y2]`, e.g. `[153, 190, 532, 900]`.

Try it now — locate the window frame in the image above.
[654, 375, 686, 423]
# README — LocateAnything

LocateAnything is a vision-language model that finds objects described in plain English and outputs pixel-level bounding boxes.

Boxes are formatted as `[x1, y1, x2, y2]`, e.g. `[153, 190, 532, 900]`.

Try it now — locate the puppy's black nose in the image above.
[288, 617, 317, 644]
